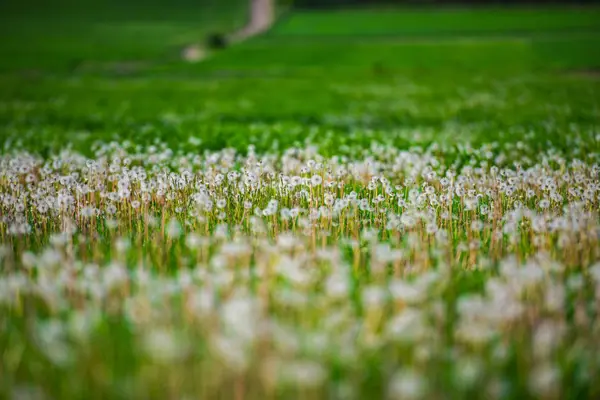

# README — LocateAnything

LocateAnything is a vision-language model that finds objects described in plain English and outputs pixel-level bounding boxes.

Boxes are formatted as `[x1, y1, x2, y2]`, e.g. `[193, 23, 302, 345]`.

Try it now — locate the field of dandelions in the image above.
[2, 3, 600, 398]
[2, 130, 600, 399]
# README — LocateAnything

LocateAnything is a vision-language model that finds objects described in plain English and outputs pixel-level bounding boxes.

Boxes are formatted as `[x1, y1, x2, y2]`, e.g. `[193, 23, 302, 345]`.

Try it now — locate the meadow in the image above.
[1, 2, 600, 399]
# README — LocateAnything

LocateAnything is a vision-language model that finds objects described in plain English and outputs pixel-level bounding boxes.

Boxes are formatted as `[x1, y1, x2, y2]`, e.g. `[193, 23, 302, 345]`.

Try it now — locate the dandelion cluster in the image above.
[1, 139, 600, 399]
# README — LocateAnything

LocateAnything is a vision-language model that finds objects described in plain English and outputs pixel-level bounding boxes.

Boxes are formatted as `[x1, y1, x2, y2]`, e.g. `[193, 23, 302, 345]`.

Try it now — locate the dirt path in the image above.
[182, 0, 274, 63]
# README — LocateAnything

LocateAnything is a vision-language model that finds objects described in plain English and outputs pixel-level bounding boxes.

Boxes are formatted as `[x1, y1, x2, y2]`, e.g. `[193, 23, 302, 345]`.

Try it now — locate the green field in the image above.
[272, 7, 600, 36]
[1, 3, 600, 399]
[0, 5, 599, 154]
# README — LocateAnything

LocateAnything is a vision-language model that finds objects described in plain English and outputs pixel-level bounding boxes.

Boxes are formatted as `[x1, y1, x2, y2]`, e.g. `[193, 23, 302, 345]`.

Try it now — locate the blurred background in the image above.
[0, 0, 599, 153]
[1, 0, 599, 72]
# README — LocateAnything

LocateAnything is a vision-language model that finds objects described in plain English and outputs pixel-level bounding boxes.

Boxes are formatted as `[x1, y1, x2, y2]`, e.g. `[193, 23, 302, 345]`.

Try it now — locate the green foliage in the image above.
[0, 5, 599, 157]
[273, 7, 600, 36]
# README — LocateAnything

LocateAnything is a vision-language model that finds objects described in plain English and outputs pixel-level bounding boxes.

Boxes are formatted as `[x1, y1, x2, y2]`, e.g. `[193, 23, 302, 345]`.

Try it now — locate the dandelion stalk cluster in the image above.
[1, 140, 600, 399]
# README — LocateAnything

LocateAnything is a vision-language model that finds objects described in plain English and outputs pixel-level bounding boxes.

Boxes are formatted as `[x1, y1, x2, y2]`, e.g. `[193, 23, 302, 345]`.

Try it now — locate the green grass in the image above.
[0, 4, 598, 158]
[1, 70, 598, 156]
[0, 0, 248, 72]
[198, 33, 600, 72]
[271, 6, 600, 37]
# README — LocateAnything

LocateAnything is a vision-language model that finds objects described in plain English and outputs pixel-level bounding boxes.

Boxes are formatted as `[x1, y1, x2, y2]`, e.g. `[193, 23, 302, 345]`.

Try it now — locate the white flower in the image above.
[389, 280, 423, 304]
[21, 251, 37, 269]
[211, 336, 248, 372]
[115, 237, 130, 253]
[529, 364, 559, 398]
[389, 369, 426, 400]
[454, 358, 482, 389]
[103, 262, 128, 289]
[143, 329, 187, 363]
[326, 274, 349, 299]
[185, 233, 201, 248]
[39, 248, 62, 269]
[280, 360, 327, 388]
[166, 218, 182, 239]
[362, 286, 386, 309]
[277, 233, 298, 250]
[386, 309, 426, 342]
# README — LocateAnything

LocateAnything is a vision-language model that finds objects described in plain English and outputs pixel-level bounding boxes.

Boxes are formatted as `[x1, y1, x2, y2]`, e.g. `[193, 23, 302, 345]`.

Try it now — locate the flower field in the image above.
[1, 2, 600, 399]
[2, 137, 600, 398]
